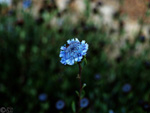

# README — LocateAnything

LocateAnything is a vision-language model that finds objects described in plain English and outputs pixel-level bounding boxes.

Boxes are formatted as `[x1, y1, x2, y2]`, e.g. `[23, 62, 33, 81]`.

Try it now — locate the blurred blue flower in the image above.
[121, 107, 126, 113]
[0, 0, 11, 5]
[23, 0, 31, 9]
[109, 109, 114, 113]
[94, 74, 101, 80]
[8, 10, 14, 16]
[145, 61, 150, 69]
[56, 100, 65, 110]
[38, 93, 47, 101]
[143, 102, 150, 112]
[59, 38, 88, 65]
[122, 83, 131, 93]
[80, 98, 89, 108]
[139, 35, 145, 43]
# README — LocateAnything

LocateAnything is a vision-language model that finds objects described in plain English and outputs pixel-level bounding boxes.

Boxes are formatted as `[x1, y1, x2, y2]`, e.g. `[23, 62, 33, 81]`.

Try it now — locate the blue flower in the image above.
[80, 98, 89, 108]
[94, 74, 101, 80]
[145, 61, 150, 69]
[23, 0, 31, 9]
[143, 102, 150, 112]
[121, 107, 126, 113]
[122, 83, 131, 93]
[56, 100, 65, 110]
[139, 35, 145, 43]
[59, 38, 88, 65]
[109, 109, 114, 113]
[0, 0, 11, 5]
[38, 93, 47, 101]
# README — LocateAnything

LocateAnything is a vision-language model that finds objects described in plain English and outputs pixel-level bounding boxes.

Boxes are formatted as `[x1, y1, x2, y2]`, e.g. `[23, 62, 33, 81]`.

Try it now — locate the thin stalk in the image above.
[77, 63, 82, 113]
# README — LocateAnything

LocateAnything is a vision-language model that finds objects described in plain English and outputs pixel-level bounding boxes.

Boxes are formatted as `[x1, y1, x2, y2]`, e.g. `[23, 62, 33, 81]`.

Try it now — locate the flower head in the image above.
[109, 109, 114, 113]
[122, 83, 131, 93]
[94, 73, 101, 80]
[142, 102, 150, 112]
[0, 0, 11, 5]
[80, 98, 89, 108]
[56, 100, 65, 110]
[59, 38, 88, 65]
[38, 93, 47, 101]
[23, 0, 31, 9]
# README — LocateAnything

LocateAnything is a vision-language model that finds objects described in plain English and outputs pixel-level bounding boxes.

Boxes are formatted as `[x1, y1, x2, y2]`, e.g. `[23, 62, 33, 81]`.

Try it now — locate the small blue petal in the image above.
[81, 40, 85, 44]
[59, 51, 65, 57]
[60, 46, 66, 50]
[75, 38, 79, 42]
[85, 43, 89, 49]
[67, 40, 71, 44]
[61, 58, 67, 64]
[71, 39, 74, 41]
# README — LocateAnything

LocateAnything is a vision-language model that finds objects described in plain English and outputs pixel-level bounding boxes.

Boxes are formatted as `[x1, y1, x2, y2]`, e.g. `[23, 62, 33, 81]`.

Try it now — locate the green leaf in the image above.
[81, 61, 85, 68]
[75, 90, 79, 97]
[84, 58, 88, 65]
[81, 90, 85, 98]
[81, 57, 88, 68]
[72, 101, 76, 113]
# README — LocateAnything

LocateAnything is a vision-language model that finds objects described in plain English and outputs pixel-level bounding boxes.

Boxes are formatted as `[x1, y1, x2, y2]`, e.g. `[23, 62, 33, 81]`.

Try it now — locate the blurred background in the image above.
[0, 0, 150, 113]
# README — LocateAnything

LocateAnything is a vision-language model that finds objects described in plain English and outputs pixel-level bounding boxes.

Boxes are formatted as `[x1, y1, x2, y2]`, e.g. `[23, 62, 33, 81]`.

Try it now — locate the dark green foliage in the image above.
[0, 4, 150, 113]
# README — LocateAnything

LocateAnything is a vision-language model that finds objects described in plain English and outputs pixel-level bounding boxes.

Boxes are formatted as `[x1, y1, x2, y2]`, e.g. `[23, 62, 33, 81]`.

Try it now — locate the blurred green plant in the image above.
[0, 1, 150, 113]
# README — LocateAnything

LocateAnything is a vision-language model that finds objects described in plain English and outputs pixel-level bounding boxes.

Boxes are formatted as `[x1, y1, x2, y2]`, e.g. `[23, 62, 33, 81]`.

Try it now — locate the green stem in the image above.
[77, 63, 82, 113]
